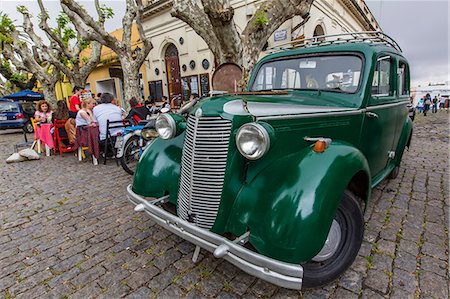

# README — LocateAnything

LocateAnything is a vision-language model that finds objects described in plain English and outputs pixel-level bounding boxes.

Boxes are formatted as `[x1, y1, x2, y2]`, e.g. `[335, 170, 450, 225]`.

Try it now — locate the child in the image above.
[34, 100, 53, 123]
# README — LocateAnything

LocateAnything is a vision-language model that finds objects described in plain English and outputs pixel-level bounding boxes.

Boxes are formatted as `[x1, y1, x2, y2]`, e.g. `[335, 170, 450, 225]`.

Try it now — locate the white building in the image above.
[411, 83, 450, 105]
[141, 0, 381, 101]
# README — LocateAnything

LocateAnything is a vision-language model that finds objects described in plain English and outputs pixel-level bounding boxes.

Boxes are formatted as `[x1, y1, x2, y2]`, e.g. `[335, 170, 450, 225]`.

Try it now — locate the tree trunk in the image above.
[121, 60, 141, 111]
[172, 0, 315, 88]
[41, 83, 58, 107]
[69, 75, 87, 90]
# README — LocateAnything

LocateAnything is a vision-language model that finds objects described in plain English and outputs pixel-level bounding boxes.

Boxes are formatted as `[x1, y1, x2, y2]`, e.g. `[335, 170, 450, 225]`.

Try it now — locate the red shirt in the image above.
[69, 95, 81, 112]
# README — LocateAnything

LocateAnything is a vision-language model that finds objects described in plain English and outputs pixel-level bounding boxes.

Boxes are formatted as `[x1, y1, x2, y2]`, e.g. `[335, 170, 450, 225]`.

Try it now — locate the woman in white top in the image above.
[75, 98, 97, 127]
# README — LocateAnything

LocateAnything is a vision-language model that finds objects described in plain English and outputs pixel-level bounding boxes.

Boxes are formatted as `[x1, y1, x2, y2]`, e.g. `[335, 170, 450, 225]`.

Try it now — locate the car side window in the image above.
[398, 61, 409, 96]
[372, 56, 391, 96]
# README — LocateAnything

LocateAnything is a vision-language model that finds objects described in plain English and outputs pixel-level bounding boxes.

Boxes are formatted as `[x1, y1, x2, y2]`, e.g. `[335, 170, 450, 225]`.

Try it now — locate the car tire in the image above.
[388, 165, 400, 179]
[302, 190, 364, 288]
[24, 121, 34, 133]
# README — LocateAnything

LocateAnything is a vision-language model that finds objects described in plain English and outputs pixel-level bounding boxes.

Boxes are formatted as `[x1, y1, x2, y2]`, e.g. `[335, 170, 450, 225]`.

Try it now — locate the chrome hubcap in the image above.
[312, 219, 341, 262]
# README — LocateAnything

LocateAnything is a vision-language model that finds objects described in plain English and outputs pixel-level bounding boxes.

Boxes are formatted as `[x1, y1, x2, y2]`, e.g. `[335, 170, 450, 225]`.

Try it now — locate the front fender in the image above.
[226, 142, 370, 264]
[393, 117, 413, 166]
[132, 132, 184, 202]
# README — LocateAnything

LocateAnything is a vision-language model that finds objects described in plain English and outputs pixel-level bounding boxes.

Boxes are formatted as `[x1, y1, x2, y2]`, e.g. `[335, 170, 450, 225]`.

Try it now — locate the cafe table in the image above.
[34, 123, 54, 156]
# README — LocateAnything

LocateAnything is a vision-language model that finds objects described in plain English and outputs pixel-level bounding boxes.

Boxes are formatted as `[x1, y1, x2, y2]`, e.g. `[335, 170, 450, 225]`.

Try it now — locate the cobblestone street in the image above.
[0, 112, 448, 299]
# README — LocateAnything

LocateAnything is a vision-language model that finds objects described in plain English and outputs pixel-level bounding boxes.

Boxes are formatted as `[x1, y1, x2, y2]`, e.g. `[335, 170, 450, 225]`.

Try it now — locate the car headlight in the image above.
[236, 123, 271, 160]
[141, 128, 158, 140]
[155, 114, 176, 139]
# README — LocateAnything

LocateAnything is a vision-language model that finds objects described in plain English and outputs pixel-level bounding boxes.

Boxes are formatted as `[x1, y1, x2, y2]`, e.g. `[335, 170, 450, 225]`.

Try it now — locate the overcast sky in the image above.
[366, 0, 449, 87]
[1, 0, 449, 87]
[0, 0, 126, 35]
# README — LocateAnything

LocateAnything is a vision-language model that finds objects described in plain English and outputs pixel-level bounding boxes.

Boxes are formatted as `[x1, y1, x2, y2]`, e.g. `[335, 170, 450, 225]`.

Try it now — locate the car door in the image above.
[360, 54, 398, 178]
[392, 59, 411, 146]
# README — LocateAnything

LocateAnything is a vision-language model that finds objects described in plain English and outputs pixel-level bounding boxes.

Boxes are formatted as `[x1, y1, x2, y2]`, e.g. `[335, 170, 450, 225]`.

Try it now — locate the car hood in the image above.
[194, 92, 360, 118]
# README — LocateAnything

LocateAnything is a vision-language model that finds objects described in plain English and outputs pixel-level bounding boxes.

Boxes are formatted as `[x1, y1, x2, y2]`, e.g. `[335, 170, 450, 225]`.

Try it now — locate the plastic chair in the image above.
[30, 118, 44, 153]
[53, 119, 76, 156]
[103, 119, 132, 165]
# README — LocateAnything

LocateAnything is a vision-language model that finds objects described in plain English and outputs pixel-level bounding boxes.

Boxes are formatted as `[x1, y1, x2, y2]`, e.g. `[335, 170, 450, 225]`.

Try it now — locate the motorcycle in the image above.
[118, 100, 197, 175]
[116, 119, 155, 175]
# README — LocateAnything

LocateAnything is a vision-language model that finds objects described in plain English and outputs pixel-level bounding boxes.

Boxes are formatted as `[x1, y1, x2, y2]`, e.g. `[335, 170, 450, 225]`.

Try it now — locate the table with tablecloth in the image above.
[34, 123, 54, 149]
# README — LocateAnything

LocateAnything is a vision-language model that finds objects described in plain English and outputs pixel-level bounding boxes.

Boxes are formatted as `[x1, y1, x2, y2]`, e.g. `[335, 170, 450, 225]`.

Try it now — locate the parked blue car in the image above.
[0, 99, 35, 133]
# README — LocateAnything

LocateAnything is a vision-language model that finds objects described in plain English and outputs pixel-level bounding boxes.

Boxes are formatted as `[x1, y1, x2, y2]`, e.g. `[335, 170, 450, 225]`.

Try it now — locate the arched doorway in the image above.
[313, 25, 325, 41]
[165, 44, 181, 101]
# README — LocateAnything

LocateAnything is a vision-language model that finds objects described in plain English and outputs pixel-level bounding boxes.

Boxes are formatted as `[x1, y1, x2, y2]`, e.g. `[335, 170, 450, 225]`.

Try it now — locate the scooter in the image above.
[120, 101, 198, 175]
[115, 119, 153, 175]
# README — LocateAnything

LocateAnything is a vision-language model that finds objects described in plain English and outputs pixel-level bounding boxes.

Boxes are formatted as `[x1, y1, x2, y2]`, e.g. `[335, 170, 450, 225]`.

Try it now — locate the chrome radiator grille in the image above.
[178, 116, 232, 229]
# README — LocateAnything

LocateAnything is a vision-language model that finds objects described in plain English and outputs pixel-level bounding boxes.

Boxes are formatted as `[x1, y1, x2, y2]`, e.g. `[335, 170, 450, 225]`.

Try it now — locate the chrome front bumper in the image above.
[126, 185, 304, 290]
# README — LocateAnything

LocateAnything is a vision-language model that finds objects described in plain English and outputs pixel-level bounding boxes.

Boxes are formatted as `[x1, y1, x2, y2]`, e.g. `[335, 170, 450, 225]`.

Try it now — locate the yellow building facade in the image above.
[83, 24, 150, 108]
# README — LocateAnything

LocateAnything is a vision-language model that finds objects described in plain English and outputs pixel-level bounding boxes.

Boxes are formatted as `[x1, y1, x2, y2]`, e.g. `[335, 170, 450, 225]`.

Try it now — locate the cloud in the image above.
[366, 0, 450, 86]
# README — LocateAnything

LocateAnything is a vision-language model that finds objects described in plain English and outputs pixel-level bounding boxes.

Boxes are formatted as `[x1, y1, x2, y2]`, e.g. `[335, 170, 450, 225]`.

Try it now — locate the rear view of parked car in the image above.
[0, 99, 35, 133]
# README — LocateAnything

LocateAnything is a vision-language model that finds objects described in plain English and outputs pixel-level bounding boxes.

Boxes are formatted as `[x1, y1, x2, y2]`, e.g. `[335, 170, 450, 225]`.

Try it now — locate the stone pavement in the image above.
[0, 112, 448, 299]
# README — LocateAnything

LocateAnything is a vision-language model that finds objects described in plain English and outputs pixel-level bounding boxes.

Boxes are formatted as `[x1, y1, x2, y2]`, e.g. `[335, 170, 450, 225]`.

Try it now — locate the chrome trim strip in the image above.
[257, 109, 363, 121]
[256, 100, 409, 121]
[127, 185, 303, 290]
[366, 100, 410, 111]
[224, 100, 354, 117]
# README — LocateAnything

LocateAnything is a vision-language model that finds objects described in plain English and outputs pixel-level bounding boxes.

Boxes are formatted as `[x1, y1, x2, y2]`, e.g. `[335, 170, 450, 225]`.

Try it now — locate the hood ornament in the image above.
[195, 108, 203, 118]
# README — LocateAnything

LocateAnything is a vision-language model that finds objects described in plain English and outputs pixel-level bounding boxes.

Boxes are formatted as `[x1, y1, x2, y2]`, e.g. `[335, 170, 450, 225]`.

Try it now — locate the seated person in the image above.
[162, 96, 171, 110]
[76, 98, 97, 127]
[145, 99, 159, 114]
[171, 95, 182, 109]
[53, 100, 75, 145]
[34, 100, 53, 124]
[125, 97, 151, 124]
[93, 92, 123, 143]
[305, 74, 319, 89]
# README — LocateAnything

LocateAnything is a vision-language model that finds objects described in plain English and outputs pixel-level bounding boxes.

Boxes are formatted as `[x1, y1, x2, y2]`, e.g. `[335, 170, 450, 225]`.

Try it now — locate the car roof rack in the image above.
[268, 31, 402, 53]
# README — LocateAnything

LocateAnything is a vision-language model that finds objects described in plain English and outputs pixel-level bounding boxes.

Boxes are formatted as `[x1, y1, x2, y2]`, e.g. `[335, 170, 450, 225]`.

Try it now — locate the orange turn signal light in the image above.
[313, 140, 328, 153]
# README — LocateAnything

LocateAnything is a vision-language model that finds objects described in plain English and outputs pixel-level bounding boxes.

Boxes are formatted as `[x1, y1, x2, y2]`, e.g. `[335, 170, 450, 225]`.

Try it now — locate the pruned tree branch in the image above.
[172, 0, 315, 86]
[36, 0, 103, 87]
[61, 0, 153, 106]
[171, 0, 230, 65]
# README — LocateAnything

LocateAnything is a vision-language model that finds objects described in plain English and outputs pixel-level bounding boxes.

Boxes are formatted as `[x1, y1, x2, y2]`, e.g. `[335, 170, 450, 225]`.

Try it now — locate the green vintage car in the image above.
[127, 32, 413, 289]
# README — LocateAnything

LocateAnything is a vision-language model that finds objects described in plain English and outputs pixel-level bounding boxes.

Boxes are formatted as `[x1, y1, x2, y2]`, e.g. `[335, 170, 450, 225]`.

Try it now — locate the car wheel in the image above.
[388, 165, 400, 179]
[302, 190, 364, 288]
[24, 121, 34, 133]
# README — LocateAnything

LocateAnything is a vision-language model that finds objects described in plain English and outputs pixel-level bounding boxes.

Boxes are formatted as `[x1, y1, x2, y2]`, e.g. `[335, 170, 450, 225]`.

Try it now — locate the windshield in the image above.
[251, 54, 363, 93]
[0, 102, 19, 113]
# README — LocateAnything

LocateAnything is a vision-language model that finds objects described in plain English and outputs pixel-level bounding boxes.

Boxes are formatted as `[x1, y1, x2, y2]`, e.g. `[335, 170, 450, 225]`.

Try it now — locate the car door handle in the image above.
[365, 112, 379, 119]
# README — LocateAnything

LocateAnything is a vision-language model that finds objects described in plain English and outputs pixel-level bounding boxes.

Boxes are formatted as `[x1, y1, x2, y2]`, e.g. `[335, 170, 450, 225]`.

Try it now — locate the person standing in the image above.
[432, 96, 438, 113]
[417, 97, 424, 113]
[69, 86, 83, 118]
[423, 93, 431, 116]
